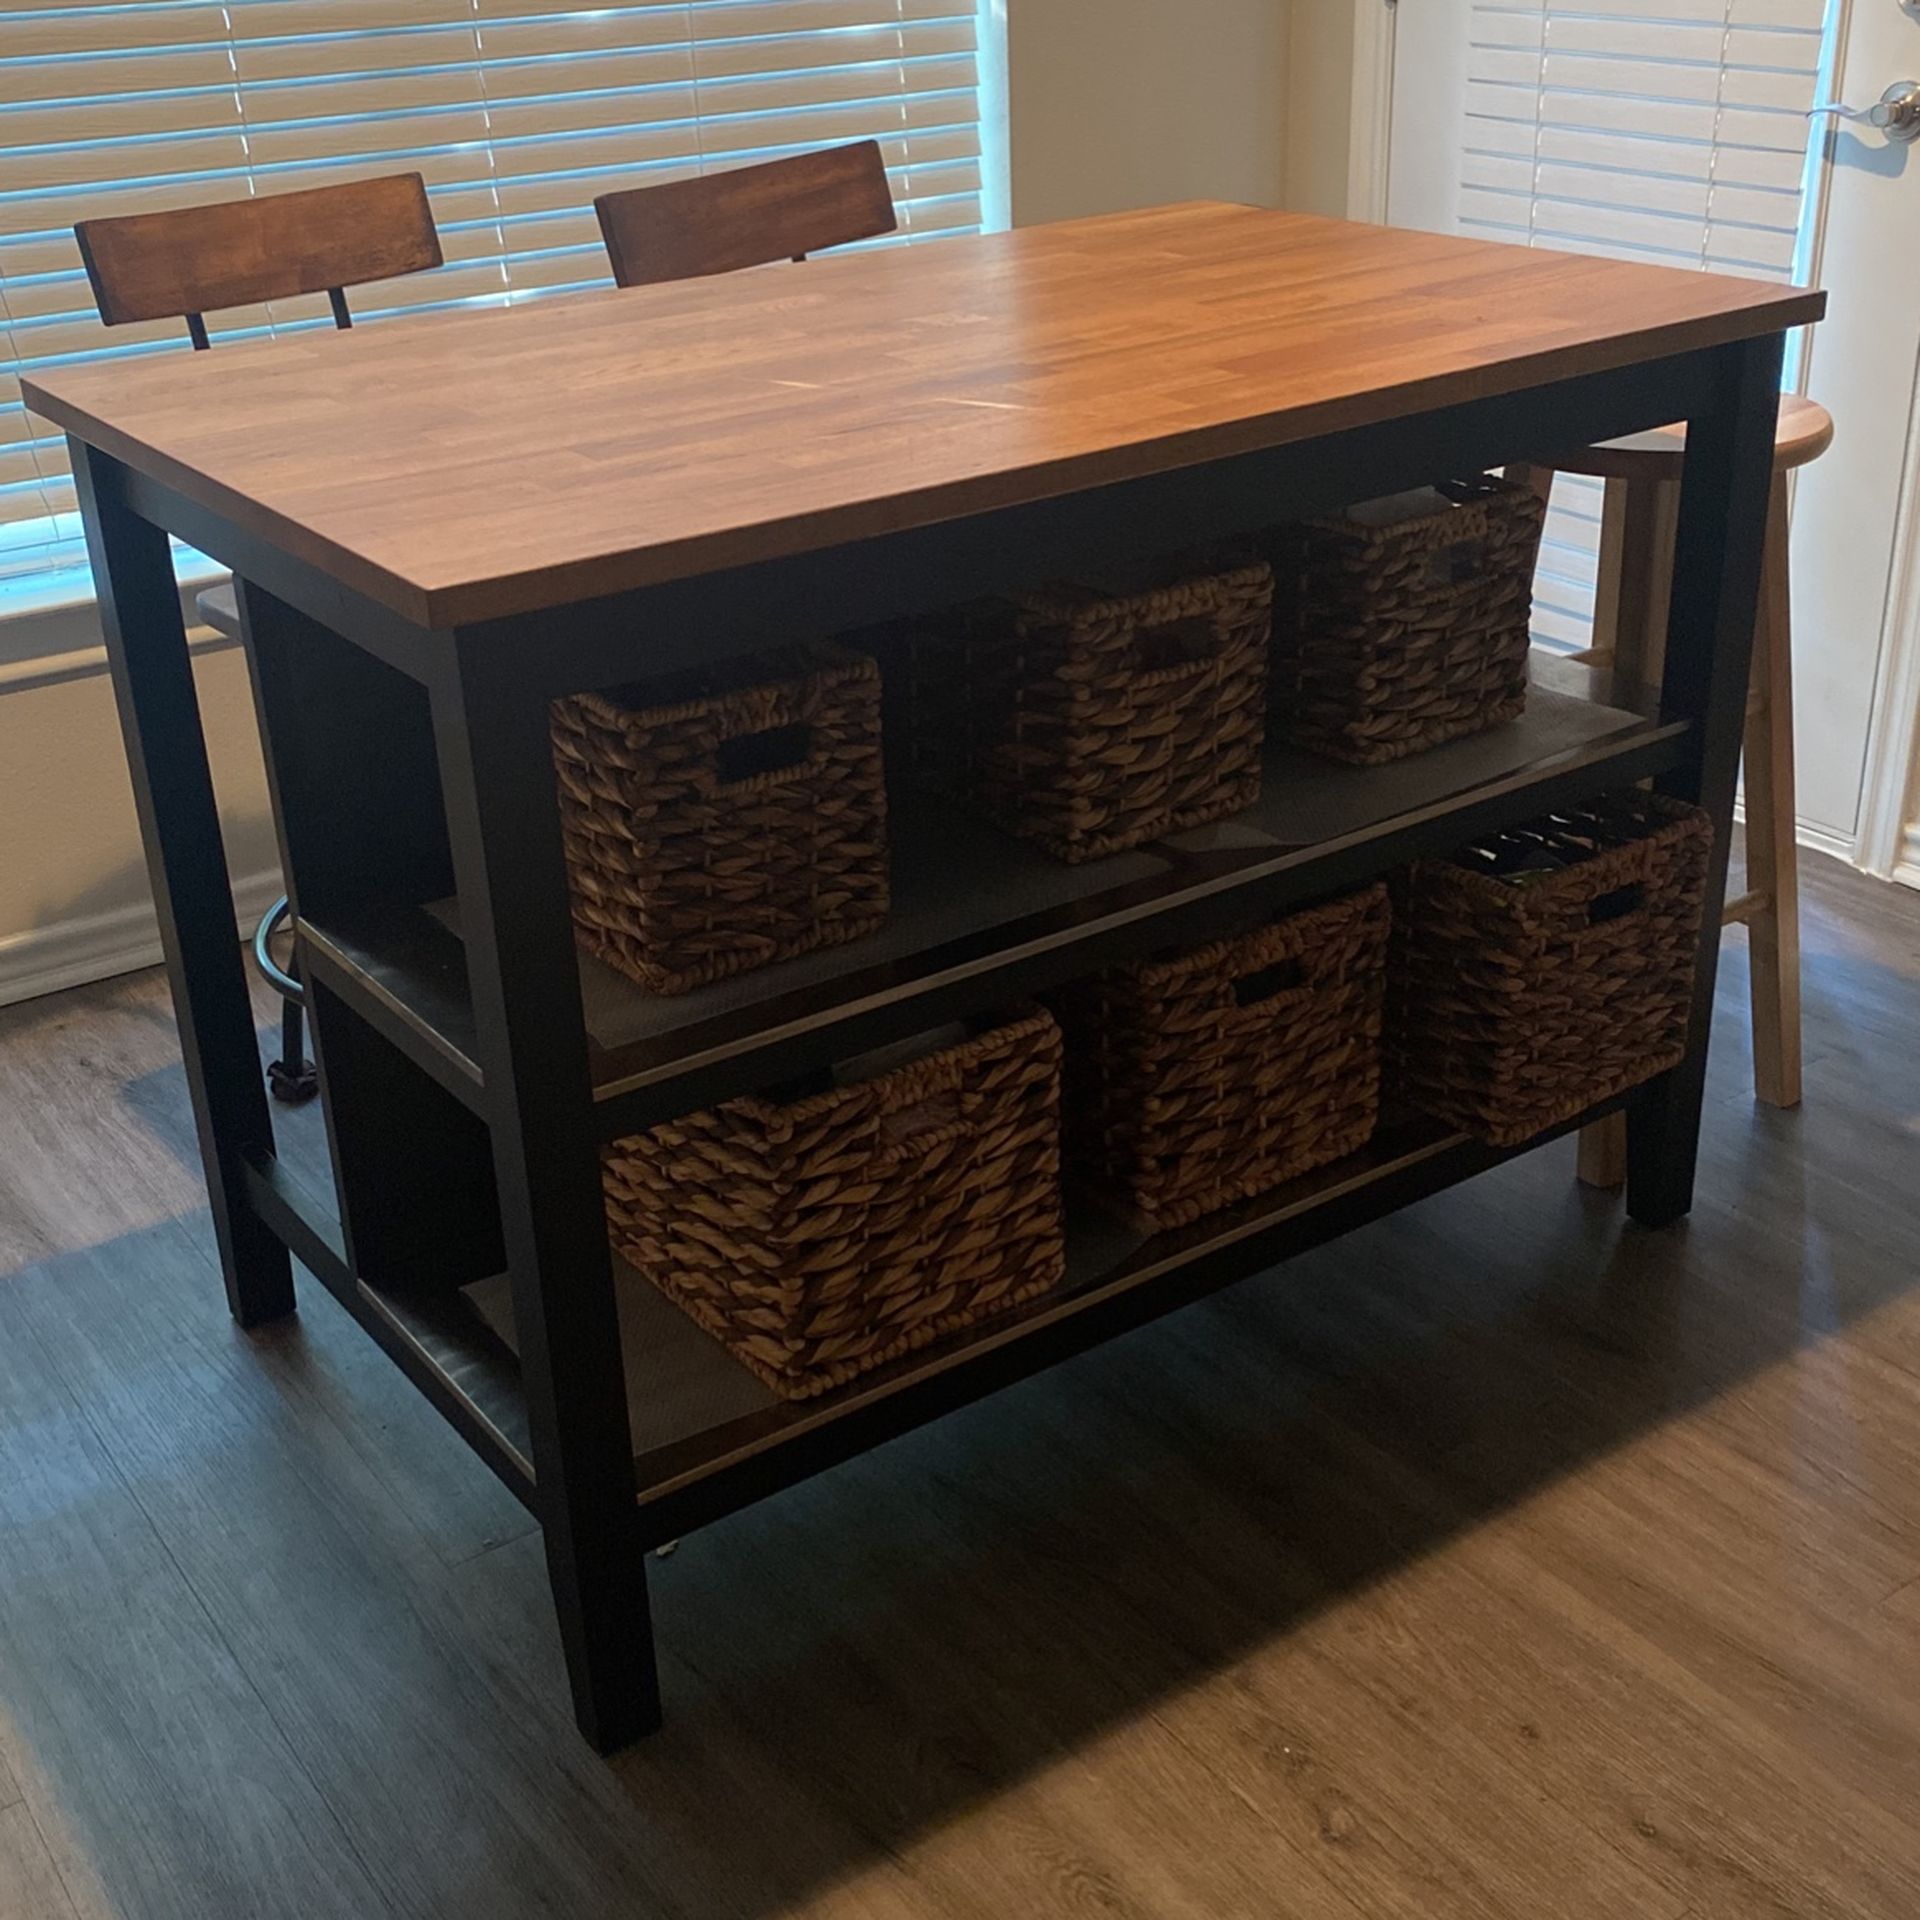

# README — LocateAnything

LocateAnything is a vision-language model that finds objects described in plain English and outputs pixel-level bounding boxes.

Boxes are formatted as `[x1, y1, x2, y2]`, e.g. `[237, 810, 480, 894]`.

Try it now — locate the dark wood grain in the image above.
[25, 205, 1824, 627]
[0, 1801, 80, 1920]
[0, 1239, 382, 1920]
[596, 141, 896, 289]
[74, 174, 440, 335]
[1, 838, 1919, 1916]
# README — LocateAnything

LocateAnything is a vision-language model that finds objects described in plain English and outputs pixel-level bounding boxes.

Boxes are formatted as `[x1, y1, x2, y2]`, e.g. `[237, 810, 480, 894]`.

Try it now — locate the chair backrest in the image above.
[75, 173, 442, 350]
[594, 141, 897, 290]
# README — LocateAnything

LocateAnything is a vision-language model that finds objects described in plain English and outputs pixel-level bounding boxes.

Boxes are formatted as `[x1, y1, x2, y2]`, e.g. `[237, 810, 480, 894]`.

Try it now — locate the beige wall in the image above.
[1284, 0, 1357, 219]
[1009, 0, 1292, 225]
[0, 625, 279, 1006]
[1009, 1, 1358, 227]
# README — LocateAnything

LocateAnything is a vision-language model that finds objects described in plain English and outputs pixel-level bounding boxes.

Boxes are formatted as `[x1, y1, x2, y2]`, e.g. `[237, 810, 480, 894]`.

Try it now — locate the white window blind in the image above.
[1454, 0, 1831, 647]
[0, 0, 989, 602]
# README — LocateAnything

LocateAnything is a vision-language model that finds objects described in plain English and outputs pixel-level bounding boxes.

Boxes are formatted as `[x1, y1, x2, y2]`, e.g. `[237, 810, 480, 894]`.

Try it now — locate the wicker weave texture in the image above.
[551, 645, 889, 996]
[603, 1011, 1066, 1400]
[1391, 793, 1713, 1147]
[904, 563, 1271, 863]
[1050, 885, 1391, 1231]
[1270, 476, 1545, 766]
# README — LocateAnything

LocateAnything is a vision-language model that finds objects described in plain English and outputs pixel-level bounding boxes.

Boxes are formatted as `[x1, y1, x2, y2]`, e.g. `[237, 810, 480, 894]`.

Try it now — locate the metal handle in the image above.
[1807, 80, 1920, 142]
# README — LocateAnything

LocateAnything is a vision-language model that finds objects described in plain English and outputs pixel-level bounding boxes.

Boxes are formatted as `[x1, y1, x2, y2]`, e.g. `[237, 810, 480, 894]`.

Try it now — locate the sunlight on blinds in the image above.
[1455, 0, 1831, 648]
[0, 0, 989, 600]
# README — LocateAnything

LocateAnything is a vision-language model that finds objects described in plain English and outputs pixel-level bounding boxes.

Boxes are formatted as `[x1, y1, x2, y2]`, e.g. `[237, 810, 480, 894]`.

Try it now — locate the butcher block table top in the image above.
[24, 201, 1826, 630]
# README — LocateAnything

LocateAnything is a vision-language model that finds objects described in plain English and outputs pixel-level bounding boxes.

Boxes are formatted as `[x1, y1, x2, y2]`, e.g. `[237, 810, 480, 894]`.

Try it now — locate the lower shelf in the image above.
[453, 1112, 1595, 1526]
[244, 1153, 538, 1499]
[262, 1061, 1633, 1538]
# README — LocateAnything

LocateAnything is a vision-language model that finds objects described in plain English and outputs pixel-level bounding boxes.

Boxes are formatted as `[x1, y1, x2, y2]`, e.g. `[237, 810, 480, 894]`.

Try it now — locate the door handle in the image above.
[1807, 80, 1920, 143]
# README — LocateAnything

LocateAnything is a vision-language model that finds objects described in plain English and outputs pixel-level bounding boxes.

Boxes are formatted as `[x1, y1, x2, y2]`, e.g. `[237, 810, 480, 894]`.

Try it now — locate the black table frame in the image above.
[70, 326, 1784, 1751]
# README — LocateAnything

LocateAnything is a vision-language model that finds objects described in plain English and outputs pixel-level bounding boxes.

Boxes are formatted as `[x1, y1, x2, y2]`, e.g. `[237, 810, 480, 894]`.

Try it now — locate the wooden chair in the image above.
[75, 173, 442, 1102]
[595, 141, 897, 289]
[1511, 394, 1833, 1187]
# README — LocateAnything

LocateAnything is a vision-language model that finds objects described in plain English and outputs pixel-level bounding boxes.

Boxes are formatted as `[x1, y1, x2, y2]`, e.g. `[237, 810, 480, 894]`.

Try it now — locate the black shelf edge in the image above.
[588, 710, 1687, 1140]
[299, 906, 486, 1110]
[619, 1092, 1637, 1542]
[243, 1155, 537, 1505]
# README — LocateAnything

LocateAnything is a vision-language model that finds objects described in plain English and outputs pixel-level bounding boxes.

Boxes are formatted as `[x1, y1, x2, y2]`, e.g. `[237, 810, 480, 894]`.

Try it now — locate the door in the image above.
[1381, 0, 1920, 873]
[1793, 1, 1920, 871]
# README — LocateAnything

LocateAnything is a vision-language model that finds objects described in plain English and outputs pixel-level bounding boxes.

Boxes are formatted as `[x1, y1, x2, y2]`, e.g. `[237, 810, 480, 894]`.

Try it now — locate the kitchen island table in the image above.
[24, 202, 1823, 1751]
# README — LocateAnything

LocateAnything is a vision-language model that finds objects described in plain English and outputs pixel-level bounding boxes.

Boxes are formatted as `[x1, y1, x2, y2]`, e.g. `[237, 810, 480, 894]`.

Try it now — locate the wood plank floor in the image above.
[2, 843, 1918, 1918]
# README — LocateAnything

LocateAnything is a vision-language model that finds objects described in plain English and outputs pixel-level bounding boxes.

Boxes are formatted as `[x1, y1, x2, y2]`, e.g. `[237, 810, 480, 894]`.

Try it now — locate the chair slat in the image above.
[595, 142, 897, 290]
[76, 174, 441, 329]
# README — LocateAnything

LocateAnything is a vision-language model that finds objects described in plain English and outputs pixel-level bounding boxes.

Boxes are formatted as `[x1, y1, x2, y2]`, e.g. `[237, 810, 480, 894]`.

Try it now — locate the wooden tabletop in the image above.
[25, 203, 1825, 630]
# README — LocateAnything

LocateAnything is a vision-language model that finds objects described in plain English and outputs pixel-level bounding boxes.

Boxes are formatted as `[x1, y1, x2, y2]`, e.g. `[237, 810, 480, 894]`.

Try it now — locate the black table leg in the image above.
[70, 440, 295, 1326]
[1627, 331, 1786, 1227]
[430, 637, 660, 1752]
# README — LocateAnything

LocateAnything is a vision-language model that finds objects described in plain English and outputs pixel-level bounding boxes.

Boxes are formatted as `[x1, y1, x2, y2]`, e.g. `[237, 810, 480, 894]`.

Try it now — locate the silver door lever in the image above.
[1807, 81, 1920, 142]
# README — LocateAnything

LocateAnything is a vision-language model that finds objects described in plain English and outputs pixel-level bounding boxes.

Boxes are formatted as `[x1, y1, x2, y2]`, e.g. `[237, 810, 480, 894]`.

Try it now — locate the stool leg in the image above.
[1578, 1111, 1629, 1190]
[1584, 476, 1629, 667]
[1606, 476, 1678, 690]
[1577, 472, 1680, 1189]
[1506, 462, 1557, 508]
[1742, 473, 1801, 1109]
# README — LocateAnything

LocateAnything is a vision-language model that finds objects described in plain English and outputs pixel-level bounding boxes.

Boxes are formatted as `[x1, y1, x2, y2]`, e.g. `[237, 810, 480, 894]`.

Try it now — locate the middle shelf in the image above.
[299, 660, 1682, 1140]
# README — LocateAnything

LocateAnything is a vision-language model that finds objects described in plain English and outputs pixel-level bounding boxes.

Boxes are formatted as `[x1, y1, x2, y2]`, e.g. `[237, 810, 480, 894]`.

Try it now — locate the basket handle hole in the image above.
[1134, 613, 1217, 676]
[1589, 882, 1645, 927]
[1429, 538, 1487, 587]
[1234, 957, 1306, 1006]
[881, 1089, 965, 1156]
[715, 721, 812, 783]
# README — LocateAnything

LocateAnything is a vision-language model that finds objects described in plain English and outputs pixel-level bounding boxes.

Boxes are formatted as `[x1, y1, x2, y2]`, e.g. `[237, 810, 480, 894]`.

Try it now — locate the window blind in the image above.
[1452, 0, 1831, 647]
[0, 0, 988, 600]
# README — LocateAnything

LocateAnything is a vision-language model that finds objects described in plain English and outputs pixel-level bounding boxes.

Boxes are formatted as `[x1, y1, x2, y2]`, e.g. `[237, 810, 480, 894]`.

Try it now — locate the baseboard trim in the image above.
[1791, 817, 1858, 867]
[1893, 824, 1920, 893]
[0, 870, 283, 1010]
[1730, 796, 1856, 868]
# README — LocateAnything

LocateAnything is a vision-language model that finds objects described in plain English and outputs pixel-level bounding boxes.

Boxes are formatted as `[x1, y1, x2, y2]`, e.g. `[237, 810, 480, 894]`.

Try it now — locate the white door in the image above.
[1794, 2, 1920, 872]
[1382, 0, 1920, 874]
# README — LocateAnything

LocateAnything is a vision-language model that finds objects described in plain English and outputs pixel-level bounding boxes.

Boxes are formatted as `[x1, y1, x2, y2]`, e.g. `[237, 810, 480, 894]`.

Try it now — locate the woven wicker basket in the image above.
[903, 562, 1271, 863]
[551, 644, 889, 996]
[1391, 792, 1713, 1147]
[1269, 476, 1545, 766]
[1049, 884, 1391, 1231]
[603, 1010, 1066, 1400]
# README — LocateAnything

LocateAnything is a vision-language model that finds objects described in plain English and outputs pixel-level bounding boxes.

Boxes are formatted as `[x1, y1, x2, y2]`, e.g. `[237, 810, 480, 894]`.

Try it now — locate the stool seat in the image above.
[195, 580, 240, 640]
[1545, 395, 1833, 483]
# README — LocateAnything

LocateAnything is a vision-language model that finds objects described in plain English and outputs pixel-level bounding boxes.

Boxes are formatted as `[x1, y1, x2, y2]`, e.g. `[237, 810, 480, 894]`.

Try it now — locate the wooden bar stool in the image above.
[1514, 394, 1833, 1187]
[75, 175, 442, 1101]
[595, 140, 897, 287]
